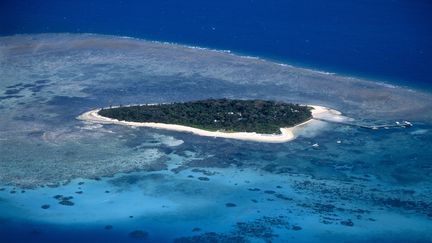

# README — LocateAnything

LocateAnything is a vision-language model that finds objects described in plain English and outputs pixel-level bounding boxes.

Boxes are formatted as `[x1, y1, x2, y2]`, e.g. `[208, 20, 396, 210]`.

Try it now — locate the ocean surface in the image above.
[1, 0, 432, 88]
[0, 34, 431, 242]
[0, 1, 432, 243]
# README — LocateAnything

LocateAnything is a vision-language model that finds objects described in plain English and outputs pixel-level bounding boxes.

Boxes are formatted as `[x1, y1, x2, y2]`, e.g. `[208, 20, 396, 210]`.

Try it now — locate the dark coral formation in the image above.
[128, 230, 148, 239]
[41, 204, 50, 209]
[340, 219, 354, 227]
[174, 232, 247, 243]
[53, 195, 75, 206]
[176, 216, 294, 242]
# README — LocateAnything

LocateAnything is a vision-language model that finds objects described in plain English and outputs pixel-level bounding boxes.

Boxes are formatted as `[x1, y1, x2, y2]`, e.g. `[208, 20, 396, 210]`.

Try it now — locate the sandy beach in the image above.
[77, 105, 343, 143]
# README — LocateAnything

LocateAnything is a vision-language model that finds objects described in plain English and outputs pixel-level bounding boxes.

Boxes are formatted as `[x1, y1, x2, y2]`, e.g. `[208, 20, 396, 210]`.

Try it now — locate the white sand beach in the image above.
[77, 105, 343, 143]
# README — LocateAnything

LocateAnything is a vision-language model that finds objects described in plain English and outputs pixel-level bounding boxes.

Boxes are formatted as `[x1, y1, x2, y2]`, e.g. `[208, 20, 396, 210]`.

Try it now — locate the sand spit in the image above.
[77, 105, 343, 143]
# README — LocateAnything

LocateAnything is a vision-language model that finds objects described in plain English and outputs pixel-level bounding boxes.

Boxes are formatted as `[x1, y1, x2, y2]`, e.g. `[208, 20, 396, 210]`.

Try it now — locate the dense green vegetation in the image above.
[99, 99, 312, 134]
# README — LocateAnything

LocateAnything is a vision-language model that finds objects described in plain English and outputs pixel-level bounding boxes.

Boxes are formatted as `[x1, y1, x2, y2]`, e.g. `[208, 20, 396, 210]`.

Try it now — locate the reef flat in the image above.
[0, 33, 432, 187]
[0, 34, 432, 242]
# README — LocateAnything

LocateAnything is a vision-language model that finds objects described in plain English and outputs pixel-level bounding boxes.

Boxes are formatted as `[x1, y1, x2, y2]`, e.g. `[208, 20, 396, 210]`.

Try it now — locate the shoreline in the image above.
[77, 105, 343, 143]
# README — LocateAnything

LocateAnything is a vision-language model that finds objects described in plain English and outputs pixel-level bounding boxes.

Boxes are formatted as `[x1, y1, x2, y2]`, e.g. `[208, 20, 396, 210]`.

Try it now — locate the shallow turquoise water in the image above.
[0, 34, 431, 242]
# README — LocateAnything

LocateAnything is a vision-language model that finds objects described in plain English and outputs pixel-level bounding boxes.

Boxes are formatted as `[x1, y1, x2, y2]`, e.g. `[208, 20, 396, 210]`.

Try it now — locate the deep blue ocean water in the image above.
[1, 0, 431, 88]
[1, 1, 432, 242]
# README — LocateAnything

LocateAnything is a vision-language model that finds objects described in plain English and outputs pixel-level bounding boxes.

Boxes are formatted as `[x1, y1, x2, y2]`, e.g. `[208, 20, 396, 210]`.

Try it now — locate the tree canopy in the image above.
[98, 99, 312, 134]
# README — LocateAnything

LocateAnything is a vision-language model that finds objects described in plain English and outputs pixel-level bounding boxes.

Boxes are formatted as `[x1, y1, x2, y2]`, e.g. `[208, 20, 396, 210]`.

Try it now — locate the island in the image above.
[78, 99, 343, 143]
